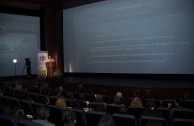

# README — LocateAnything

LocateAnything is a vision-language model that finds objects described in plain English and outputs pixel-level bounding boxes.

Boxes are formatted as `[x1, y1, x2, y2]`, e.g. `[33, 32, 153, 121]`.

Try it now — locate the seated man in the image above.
[32, 106, 55, 126]
[63, 108, 76, 126]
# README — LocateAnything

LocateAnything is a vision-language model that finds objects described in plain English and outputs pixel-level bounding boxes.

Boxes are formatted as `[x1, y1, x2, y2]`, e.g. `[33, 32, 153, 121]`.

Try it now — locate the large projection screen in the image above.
[63, 0, 194, 74]
[0, 13, 40, 77]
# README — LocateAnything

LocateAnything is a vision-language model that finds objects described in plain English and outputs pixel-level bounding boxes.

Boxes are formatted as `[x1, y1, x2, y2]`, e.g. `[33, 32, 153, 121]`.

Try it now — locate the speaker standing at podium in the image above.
[25, 58, 31, 75]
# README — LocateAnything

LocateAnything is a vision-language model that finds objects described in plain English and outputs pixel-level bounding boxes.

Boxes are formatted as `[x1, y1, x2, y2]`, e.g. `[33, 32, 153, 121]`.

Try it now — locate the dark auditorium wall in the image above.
[44, 7, 63, 70]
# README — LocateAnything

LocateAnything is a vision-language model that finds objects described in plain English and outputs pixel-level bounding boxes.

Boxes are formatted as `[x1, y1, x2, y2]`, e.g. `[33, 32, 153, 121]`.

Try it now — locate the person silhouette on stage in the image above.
[25, 58, 31, 75]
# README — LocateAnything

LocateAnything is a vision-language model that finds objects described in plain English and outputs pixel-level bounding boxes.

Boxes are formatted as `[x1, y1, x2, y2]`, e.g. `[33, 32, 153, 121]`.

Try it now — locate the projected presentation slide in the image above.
[0, 13, 40, 77]
[63, 0, 194, 74]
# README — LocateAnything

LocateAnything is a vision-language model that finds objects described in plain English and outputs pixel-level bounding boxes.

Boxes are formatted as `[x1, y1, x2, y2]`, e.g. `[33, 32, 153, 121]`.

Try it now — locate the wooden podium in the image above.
[46, 62, 56, 78]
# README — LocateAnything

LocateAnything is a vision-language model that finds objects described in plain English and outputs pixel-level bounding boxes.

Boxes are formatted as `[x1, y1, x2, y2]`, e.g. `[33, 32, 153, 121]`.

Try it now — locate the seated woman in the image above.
[130, 97, 143, 107]
[113, 97, 128, 114]
[94, 93, 107, 112]
[113, 97, 122, 105]
[55, 97, 67, 109]
[175, 97, 183, 109]
[95, 94, 104, 103]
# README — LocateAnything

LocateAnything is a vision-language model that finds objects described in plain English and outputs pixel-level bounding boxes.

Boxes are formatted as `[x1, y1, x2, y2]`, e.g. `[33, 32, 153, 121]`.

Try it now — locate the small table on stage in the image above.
[46, 62, 56, 78]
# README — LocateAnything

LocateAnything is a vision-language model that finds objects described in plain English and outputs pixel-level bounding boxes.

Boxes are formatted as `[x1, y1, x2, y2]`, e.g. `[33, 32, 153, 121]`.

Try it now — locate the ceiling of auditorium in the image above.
[0, 0, 74, 10]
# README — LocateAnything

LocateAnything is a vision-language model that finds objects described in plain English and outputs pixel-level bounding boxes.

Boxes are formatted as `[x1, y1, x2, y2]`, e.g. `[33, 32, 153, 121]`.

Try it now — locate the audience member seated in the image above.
[55, 97, 67, 109]
[42, 83, 49, 89]
[113, 97, 122, 105]
[40, 96, 50, 105]
[115, 92, 122, 98]
[40, 83, 51, 96]
[66, 92, 73, 99]
[55, 86, 63, 96]
[2, 81, 194, 126]
[142, 101, 163, 118]
[167, 97, 184, 110]
[78, 93, 86, 102]
[130, 97, 143, 107]
[98, 114, 117, 126]
[72, 93, 87, 110]
[32, 106, 55, 126]
[167, 102, 173, 110]
[72, 98, 84, 109]
[13, 83, 26, 99]
[75, 83, 86, 93]
[133, 89, 142, 98]
[183, 93, 191, 100]
[63, 108, 76, 126]
[95, 94, 104, 103]
[144, 101, 155, 109]
[35, 81, 43, 93]
[94, 94, 107, 112]
[27, 81, 41, 93]
[85, 87, 94, 94]
[8, 107, 29, 120]
[175, 97, 183, 109]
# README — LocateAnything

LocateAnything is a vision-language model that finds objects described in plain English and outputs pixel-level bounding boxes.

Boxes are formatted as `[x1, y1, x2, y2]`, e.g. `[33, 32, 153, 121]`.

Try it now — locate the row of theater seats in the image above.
[22, 88, 194, 109]
[1, 85, 194, 126]
[83, 111, 194, 126]
[1, 95, 194, 126]
[72, 91, 194, 109]
[1, 107, 194, 126]
[1, 85, 194, 109]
